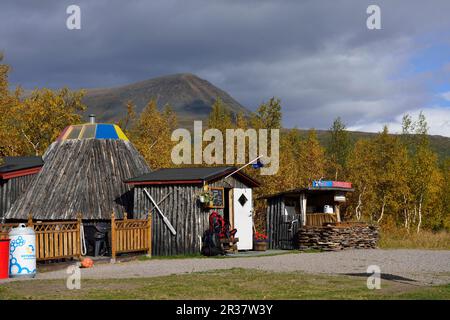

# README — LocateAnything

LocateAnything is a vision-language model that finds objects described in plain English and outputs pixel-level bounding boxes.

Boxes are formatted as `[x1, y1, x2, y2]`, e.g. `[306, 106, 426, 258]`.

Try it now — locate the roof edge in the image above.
[125, 166, 261, 188]
[260, 186, 354, 199]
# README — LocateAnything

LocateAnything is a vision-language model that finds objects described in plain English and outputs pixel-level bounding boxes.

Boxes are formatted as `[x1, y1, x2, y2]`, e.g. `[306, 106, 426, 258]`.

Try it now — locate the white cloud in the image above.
[202, 35, 427, 130]
[348, 107, 450, 137]
[441, 92, 450, 101]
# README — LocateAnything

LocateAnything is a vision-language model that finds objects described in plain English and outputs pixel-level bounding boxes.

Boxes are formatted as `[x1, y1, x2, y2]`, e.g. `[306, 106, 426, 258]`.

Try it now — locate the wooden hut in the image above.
[126, 166, 260, 256]
[263, 184, 354, 250]
[5, 119, 150, 221]
[0, 156, 43, 219]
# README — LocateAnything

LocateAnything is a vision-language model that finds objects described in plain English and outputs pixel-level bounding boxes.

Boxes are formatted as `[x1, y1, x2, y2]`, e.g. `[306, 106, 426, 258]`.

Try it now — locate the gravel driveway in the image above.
[4, 249, 450, 285]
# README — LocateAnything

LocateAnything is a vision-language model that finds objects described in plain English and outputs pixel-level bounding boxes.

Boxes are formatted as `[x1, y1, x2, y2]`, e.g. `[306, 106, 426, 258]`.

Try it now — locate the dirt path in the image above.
[3, 249, 450, 285]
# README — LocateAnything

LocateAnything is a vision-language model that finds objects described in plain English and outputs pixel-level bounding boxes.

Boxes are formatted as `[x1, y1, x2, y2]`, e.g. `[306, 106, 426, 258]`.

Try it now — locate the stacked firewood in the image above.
[297, 223, 379, 251]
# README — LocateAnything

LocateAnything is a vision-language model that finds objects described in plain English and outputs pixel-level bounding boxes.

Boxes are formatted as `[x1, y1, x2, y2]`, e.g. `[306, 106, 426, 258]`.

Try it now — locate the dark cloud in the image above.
[1, 0, 450, 135]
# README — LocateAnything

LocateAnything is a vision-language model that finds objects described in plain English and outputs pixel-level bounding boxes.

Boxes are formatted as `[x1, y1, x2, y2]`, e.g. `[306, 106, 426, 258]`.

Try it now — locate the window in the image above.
[238, 193, 248, 207]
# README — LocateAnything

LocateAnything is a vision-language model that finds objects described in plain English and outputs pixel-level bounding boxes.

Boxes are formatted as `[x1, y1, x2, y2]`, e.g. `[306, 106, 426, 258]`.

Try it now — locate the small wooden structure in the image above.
[126, 166, 260, 256]
[110, 212, 152, 261]
[4, 121, 150, 221]
[263, 185, 354, 250]
[0, 157, 43, 218]
[3, 120, 151, 258]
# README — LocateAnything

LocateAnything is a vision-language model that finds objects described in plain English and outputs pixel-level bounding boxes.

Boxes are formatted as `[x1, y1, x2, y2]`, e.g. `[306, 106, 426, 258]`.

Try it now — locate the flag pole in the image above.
[224, 155, 263, 180]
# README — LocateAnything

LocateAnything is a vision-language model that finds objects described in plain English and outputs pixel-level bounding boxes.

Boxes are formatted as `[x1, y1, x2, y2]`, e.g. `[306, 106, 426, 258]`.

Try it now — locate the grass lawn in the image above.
[0, 268, 449, 300]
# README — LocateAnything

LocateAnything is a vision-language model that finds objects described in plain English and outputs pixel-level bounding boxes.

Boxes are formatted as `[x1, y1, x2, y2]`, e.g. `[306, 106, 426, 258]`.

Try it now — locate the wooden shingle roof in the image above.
[0, 156, 43, 179]
[126, 166, 260, 187]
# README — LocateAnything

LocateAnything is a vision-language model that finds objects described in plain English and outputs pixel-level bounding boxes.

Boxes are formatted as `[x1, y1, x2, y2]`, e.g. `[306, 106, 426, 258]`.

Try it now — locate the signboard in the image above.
[208, 187, 224, 208]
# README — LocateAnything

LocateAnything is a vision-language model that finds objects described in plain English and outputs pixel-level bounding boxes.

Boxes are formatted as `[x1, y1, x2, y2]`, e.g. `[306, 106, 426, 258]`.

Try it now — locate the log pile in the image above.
[298, 223, 379, 251]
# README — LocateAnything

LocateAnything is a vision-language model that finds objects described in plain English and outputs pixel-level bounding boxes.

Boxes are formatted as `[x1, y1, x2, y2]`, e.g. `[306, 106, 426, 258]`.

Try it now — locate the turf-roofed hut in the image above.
[126, 167, 260, 256]
[4, 118, 150, 237]
[0, 156, 43, 220]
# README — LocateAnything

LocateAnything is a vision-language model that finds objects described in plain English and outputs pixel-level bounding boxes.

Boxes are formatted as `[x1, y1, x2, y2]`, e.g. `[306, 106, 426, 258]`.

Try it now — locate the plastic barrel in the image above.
[8, 224, 36, 278]
[0, 239, 10, 279]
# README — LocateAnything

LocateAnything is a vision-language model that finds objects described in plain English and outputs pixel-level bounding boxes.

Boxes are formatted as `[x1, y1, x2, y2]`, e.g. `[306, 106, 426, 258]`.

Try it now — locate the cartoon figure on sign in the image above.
[26, 245, 34, 254]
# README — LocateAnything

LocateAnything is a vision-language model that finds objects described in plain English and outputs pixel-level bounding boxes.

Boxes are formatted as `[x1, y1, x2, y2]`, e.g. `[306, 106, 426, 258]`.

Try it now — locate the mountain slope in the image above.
[82, 73, 249, 125]
[80, 73, 449, 160]
[292, 129, 450, 162]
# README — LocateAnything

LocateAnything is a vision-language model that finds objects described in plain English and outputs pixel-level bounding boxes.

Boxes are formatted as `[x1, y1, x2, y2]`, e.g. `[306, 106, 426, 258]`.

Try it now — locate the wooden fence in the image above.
[111, 212, 152, 261]
[0, 214, 81, 261]
[32, 216, 82, 261]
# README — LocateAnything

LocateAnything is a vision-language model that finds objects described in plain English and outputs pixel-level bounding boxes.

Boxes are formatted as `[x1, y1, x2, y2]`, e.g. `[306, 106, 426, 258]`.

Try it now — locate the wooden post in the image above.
[110, 212, 116, 263]
[335, 204, 341, 223]
[27, 213, 33, 228]
[76, 213, 82, 260]
[146, 211, 152, 258]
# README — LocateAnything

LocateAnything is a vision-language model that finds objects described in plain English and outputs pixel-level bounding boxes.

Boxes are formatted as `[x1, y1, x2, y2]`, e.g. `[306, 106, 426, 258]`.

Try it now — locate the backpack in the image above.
[209, 211, 225, 235]
[201, 230, 224, 256]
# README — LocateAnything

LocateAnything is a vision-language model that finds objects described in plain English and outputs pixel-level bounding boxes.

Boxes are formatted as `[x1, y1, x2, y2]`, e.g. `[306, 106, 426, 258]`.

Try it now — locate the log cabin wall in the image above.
[266, 195, 292, 249]
[0, 174, 36, 219]
[133, 184, 206, 256]
[133, 175, 251, 256]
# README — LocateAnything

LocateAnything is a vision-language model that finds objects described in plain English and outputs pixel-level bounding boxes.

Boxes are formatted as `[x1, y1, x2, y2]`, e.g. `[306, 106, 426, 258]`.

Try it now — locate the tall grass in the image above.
[379, 226, 450, 249]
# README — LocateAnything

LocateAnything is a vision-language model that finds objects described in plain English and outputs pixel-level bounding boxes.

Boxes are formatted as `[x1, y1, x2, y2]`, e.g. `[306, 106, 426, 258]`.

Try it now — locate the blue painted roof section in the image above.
[95, 124, 119, 139]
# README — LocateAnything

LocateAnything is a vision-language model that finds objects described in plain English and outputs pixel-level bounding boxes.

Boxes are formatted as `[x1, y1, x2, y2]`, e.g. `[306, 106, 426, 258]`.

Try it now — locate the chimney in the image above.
[89, 114, 96, 124]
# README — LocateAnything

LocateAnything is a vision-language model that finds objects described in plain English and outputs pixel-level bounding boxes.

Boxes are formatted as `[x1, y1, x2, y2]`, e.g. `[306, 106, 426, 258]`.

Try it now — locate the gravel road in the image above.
[4, 249, 450, 285]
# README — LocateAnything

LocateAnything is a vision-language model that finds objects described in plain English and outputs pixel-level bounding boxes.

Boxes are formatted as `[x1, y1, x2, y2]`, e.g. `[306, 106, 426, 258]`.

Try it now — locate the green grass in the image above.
[0, 268, 448, 300]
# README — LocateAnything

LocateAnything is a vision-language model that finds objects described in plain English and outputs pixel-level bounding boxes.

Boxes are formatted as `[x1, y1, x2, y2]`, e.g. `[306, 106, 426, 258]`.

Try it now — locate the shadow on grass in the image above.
[342, 272, 418, 282]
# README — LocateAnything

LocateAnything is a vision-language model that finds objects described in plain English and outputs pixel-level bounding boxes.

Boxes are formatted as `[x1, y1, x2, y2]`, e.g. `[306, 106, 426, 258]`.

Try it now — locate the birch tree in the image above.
[327, 117, 351, 180]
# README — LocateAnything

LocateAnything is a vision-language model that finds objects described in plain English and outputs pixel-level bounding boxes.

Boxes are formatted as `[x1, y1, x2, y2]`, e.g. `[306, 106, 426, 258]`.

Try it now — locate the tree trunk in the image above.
[417, 195, 423, 233]
[377, 195, 386, 224]
[355, 186, 366, 221]
[403, 195, 409, 232]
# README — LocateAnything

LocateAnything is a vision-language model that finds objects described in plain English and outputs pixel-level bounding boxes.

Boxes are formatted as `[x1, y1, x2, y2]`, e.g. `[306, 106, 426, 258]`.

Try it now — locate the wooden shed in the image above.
[126, 166, 260, 256]
[4, 120, 150, 221]
[0, 156, 43, 219]
[263, 185, 354, 250]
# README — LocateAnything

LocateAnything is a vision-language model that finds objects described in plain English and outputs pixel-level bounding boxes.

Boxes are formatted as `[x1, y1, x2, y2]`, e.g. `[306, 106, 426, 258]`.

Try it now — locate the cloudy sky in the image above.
[2, 0, 450, 136]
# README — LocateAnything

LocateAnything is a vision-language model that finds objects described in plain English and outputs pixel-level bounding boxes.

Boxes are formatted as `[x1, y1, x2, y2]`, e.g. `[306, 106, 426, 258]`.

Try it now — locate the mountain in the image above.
[79, 73, 448, 160]
[82, 73, 249, 126]
[291, 129, 450, 162]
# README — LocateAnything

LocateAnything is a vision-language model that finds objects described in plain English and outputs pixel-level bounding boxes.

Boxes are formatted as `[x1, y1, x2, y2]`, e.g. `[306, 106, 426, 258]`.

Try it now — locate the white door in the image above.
[232, 188, 253, 250]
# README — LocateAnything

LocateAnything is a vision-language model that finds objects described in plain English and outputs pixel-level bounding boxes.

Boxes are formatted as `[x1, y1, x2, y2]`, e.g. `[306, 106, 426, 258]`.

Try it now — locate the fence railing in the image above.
[32, 216, 82, 261]
[1, 212, 152, 263]
[111, 212, 152, 261]
[0, 214, 82, 261]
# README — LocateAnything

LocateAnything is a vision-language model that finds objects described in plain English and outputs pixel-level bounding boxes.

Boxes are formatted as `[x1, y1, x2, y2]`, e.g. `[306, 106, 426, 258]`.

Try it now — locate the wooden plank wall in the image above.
[267, 196, 298, 249]
[133, 175, 254, 256]
[0, 174, 36, 219]
[134, 184, 208, 256]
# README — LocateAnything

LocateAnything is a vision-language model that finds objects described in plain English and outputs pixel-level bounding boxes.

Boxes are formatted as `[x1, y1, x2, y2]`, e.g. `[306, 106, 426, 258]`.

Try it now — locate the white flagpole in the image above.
[224, 155, 263, 180]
